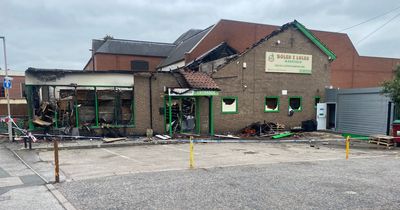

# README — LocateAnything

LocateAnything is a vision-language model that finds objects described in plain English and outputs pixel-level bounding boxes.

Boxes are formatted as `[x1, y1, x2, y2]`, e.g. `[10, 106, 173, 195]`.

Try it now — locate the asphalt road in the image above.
[57, 155, 400, 210]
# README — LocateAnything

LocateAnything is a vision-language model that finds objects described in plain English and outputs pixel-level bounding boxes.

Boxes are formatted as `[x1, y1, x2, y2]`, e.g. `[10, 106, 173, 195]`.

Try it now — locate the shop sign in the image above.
[265, 52, 312, 74]
[169, 88, 219, 96]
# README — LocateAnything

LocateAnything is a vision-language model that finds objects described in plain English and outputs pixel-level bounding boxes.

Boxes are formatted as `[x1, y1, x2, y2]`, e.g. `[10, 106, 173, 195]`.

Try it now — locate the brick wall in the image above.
[187, 20, 399, 89]
[93, 54, 165, 72]
[212, 27, 330, 132]
[132, 73, 179, 134]
[0, 75, 25, 99]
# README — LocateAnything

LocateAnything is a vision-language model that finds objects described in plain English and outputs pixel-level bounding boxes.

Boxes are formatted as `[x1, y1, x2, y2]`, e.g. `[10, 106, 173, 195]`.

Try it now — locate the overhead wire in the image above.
[356, 11, 400, 45]
[338, 5, 400, 32]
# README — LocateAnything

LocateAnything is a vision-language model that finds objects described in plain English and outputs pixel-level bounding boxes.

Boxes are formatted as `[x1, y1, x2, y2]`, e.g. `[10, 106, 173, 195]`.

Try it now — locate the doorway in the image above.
[326, 103, 336, 130]
[165, 97, 199, 135]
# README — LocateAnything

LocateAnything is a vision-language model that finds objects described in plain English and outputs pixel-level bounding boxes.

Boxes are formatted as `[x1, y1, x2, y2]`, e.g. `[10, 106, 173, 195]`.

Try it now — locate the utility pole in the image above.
[1, 36, 12, 141]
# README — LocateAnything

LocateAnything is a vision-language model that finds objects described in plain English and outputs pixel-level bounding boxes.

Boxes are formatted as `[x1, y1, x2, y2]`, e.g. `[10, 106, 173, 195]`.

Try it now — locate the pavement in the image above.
[2, 135, 400, 209]
[0, 141, 64, 210]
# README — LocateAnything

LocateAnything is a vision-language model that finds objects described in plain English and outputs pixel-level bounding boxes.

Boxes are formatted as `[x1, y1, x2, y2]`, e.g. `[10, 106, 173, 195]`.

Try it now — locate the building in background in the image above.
[84, 19, 400, 89]
[0, 70, 27, 118]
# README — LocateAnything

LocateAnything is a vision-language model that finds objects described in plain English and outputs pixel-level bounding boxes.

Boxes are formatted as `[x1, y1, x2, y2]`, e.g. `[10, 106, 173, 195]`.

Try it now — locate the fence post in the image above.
[54, 139, 60, 183]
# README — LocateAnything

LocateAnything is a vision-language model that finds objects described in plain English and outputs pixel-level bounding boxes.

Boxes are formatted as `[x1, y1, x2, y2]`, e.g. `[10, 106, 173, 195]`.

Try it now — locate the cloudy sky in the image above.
[1, 0, 399, 71]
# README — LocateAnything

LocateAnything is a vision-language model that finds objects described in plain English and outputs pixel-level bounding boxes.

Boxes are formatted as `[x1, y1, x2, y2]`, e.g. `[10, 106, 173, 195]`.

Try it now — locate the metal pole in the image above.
[1, 37, 12, 141]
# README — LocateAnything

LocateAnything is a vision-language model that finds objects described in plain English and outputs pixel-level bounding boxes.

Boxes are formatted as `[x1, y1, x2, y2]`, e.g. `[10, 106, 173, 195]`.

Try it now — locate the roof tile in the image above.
[180, 70, 220, 90]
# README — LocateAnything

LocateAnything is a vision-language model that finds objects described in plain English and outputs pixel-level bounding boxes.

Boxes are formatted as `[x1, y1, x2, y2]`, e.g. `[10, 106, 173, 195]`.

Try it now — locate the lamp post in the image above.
[0, 36, 12, 141]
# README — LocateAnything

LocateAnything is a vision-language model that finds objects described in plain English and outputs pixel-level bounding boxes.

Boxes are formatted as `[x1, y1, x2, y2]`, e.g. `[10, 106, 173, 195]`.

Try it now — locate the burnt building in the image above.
[26, 20, 337, 136]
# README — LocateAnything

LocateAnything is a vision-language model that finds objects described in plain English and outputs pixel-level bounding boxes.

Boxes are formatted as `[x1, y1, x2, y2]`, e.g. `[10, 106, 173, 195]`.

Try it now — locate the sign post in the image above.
[1, 36, 12, 142]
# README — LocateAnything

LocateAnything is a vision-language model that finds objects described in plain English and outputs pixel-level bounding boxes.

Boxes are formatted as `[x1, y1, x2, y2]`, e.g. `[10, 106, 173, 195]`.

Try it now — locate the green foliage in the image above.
[382, 66, 400, 104]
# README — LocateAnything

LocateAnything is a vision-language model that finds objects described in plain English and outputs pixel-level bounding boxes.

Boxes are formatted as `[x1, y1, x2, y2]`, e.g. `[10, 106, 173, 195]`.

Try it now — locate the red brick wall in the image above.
[93, 53, 165, 72]
[1, 75, 25, 99]
[186, 20, 400, 89]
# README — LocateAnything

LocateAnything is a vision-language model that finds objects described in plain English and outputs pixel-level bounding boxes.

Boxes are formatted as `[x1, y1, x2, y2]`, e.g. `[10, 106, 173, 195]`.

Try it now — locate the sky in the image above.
[0, 0, 399, 71]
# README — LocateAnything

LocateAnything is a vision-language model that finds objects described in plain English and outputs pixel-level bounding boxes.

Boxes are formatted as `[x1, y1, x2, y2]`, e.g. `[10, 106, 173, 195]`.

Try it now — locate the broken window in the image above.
[289, 96, 302, 111]
[265, 96, 279, 112]
[221, 96, 238, 114]
[98, 89, 116, 124]
[76, 89, 96, 126]
[117, 89, 134, 125]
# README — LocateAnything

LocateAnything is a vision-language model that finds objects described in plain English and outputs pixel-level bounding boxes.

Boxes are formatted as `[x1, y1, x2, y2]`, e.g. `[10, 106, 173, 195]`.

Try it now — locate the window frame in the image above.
[221, 96, 238, 114]
[264, 96, 280, 113]
[0, 83, 5, 98]
[288, 96, 302, 112]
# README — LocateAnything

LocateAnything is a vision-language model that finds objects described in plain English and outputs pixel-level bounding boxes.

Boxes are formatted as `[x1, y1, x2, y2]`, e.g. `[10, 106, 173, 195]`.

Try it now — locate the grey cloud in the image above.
[0, 0, 399, 71]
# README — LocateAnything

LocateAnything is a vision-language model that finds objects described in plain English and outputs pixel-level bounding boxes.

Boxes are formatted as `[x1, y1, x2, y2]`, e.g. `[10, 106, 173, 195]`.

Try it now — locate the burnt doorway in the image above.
[165, 97, 200, 135]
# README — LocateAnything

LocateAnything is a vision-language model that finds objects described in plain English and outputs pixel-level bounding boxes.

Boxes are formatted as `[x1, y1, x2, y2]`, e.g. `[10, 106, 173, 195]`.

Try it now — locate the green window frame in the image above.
[314, 96, 321, 108]
[221, 96, 238, 114]
[288, 96, 302, 112]
[264, 96, 279, 113]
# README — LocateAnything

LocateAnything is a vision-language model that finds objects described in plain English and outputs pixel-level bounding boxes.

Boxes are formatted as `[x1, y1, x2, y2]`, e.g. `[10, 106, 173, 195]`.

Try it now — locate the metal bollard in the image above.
[189, 136, 194, 169]
[346, 136, 350, 160]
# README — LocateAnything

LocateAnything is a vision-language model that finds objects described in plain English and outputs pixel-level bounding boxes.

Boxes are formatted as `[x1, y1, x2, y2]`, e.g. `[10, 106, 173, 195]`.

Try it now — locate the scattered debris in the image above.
[271, 132, 293, 139]
[214, 134, 240, 139]
[103, 137, 127, 143]
[240, 121, 285, 136]
[155, 135, 172, 140]
[369, 135, 395, 147]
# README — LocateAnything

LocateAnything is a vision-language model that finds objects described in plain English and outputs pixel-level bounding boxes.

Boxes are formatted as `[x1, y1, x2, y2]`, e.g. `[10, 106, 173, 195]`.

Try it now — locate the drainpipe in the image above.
[149, 73, 154, 129]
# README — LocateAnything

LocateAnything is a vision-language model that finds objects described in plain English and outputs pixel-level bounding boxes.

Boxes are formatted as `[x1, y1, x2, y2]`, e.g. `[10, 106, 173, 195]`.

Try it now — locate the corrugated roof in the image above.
[179, 69, 220, 90]
[95, 39, 175, 57]
[158, 26, 213, 68]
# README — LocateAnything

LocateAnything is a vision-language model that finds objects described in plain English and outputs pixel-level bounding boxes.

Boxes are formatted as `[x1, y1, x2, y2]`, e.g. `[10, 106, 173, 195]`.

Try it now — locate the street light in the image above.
[0, 36, 12, 141]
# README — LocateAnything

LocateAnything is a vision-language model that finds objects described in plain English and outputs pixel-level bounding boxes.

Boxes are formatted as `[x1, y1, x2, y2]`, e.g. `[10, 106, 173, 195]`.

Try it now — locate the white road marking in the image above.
[101, 148, 145, 164]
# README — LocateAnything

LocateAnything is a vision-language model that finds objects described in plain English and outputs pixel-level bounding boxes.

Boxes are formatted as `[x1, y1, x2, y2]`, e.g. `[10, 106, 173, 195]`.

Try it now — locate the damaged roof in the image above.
[186, 42, 237, 70]
[94, 38, 175, 57]
[158, 26, 213, 68]
[179, 69, 220, 90]
[250, 20, 336, 61]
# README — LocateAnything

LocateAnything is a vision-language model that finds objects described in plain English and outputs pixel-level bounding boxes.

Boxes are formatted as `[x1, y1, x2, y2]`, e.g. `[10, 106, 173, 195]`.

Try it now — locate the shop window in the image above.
[221, 96, 238, 114]
[265, 96, 279, 112]
[314, 96, 321, 108]
[289, 96, 302, 112]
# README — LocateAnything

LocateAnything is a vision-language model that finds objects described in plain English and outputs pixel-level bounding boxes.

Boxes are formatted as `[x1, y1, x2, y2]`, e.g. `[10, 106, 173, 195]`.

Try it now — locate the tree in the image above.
[382, 65, 400, 105]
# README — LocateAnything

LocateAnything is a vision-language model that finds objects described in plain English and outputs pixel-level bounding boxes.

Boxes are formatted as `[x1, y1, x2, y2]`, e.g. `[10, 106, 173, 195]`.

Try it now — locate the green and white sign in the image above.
[169, 88, 219, 96]
[265, 52, 312, 74]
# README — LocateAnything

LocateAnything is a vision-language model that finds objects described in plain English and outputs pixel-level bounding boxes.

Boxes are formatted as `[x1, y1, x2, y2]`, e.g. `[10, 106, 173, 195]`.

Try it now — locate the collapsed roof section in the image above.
[185, 42, 238, 70]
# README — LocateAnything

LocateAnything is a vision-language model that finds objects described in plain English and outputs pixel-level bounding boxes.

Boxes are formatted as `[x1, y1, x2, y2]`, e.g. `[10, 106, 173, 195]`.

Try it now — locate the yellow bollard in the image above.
[189, 136, 194, 169]
[346, 136, 350, 160]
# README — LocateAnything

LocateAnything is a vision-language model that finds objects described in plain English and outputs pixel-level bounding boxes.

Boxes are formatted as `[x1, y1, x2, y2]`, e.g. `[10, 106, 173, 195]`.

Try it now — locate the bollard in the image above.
[189, 136, 194, 169]
[346, 136, 350, 160]
[54, 139, 60, 183]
